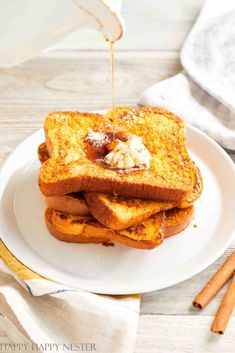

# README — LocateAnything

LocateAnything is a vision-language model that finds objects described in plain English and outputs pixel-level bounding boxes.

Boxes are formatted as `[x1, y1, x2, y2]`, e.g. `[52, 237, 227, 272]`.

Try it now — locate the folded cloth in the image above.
[0, 241, 140, 353]
[140, 0, 235, 151]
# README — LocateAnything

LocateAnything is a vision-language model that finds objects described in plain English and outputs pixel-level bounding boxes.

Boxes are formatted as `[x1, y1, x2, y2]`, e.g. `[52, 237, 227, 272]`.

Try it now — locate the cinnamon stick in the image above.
[211, 273, 235, 334]
[193, 251, 235, 309]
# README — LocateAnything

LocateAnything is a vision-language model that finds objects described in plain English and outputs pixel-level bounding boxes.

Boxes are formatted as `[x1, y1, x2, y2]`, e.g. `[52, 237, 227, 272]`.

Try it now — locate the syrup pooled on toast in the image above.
[84, 130, 128, 161]
[84, 129, 151, 173]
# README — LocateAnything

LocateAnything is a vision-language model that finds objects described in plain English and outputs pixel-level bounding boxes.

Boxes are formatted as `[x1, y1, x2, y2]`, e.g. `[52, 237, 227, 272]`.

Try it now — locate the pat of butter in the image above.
[105, 135, 151, 170]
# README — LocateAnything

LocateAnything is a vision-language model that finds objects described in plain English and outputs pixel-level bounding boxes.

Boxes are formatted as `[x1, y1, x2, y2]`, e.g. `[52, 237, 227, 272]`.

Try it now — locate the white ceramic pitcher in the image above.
[0, 0, 125, 67]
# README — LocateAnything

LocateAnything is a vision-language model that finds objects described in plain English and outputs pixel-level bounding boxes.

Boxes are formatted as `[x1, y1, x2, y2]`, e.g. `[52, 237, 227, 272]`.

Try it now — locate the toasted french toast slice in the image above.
[45, 206, 194, 247]
[84, 192, 175, 230]
[165, 206, 194, 238]
[84, 166, 201, 230]
[39, 107, 197, 201]
[46, 208, 165, 250]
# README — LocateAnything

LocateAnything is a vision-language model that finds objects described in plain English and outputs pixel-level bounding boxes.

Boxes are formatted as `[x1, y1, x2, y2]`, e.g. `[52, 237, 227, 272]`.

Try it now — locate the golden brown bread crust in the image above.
[45, 208, 108, 243]
[38, 107, 197, 201]
[165, 206, 194, 238]
[46, 194, 89, 216]
[39, 173, 185, 201]
[46, 208, 165, 250]
[179, 165, 203, 208]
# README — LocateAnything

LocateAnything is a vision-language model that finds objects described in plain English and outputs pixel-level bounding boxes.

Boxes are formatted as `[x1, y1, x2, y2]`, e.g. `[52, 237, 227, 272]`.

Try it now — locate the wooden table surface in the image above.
[0, 0, 234, 351]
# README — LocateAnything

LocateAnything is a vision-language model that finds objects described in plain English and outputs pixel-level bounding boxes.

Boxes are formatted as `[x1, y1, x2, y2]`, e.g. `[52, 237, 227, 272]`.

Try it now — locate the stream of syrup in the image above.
[110, 41, 115, 108]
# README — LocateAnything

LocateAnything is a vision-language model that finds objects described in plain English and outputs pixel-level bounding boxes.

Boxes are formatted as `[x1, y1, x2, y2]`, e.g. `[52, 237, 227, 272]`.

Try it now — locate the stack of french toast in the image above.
[38, 107, 203, 250]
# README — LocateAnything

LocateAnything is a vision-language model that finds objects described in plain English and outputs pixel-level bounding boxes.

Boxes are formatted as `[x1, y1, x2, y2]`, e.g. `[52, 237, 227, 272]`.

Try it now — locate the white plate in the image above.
[1, 125, 235, 294]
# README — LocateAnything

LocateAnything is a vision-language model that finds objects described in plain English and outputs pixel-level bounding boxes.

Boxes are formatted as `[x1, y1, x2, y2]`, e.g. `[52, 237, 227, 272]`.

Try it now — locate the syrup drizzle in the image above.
[110, 41, 115, 108]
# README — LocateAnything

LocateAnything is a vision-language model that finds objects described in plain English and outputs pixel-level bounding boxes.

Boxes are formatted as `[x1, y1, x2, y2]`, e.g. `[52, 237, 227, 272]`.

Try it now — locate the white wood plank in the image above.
[0, 51, 180, 110]
[55, 0, 204, 51]
[230, 154, 235, 163]
[135, 315, 235, 353]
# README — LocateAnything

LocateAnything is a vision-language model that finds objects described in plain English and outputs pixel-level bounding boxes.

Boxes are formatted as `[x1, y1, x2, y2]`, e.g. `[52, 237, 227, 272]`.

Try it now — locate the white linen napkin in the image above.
[0, 241, 140, 353]
[140, 0, 235, 151]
